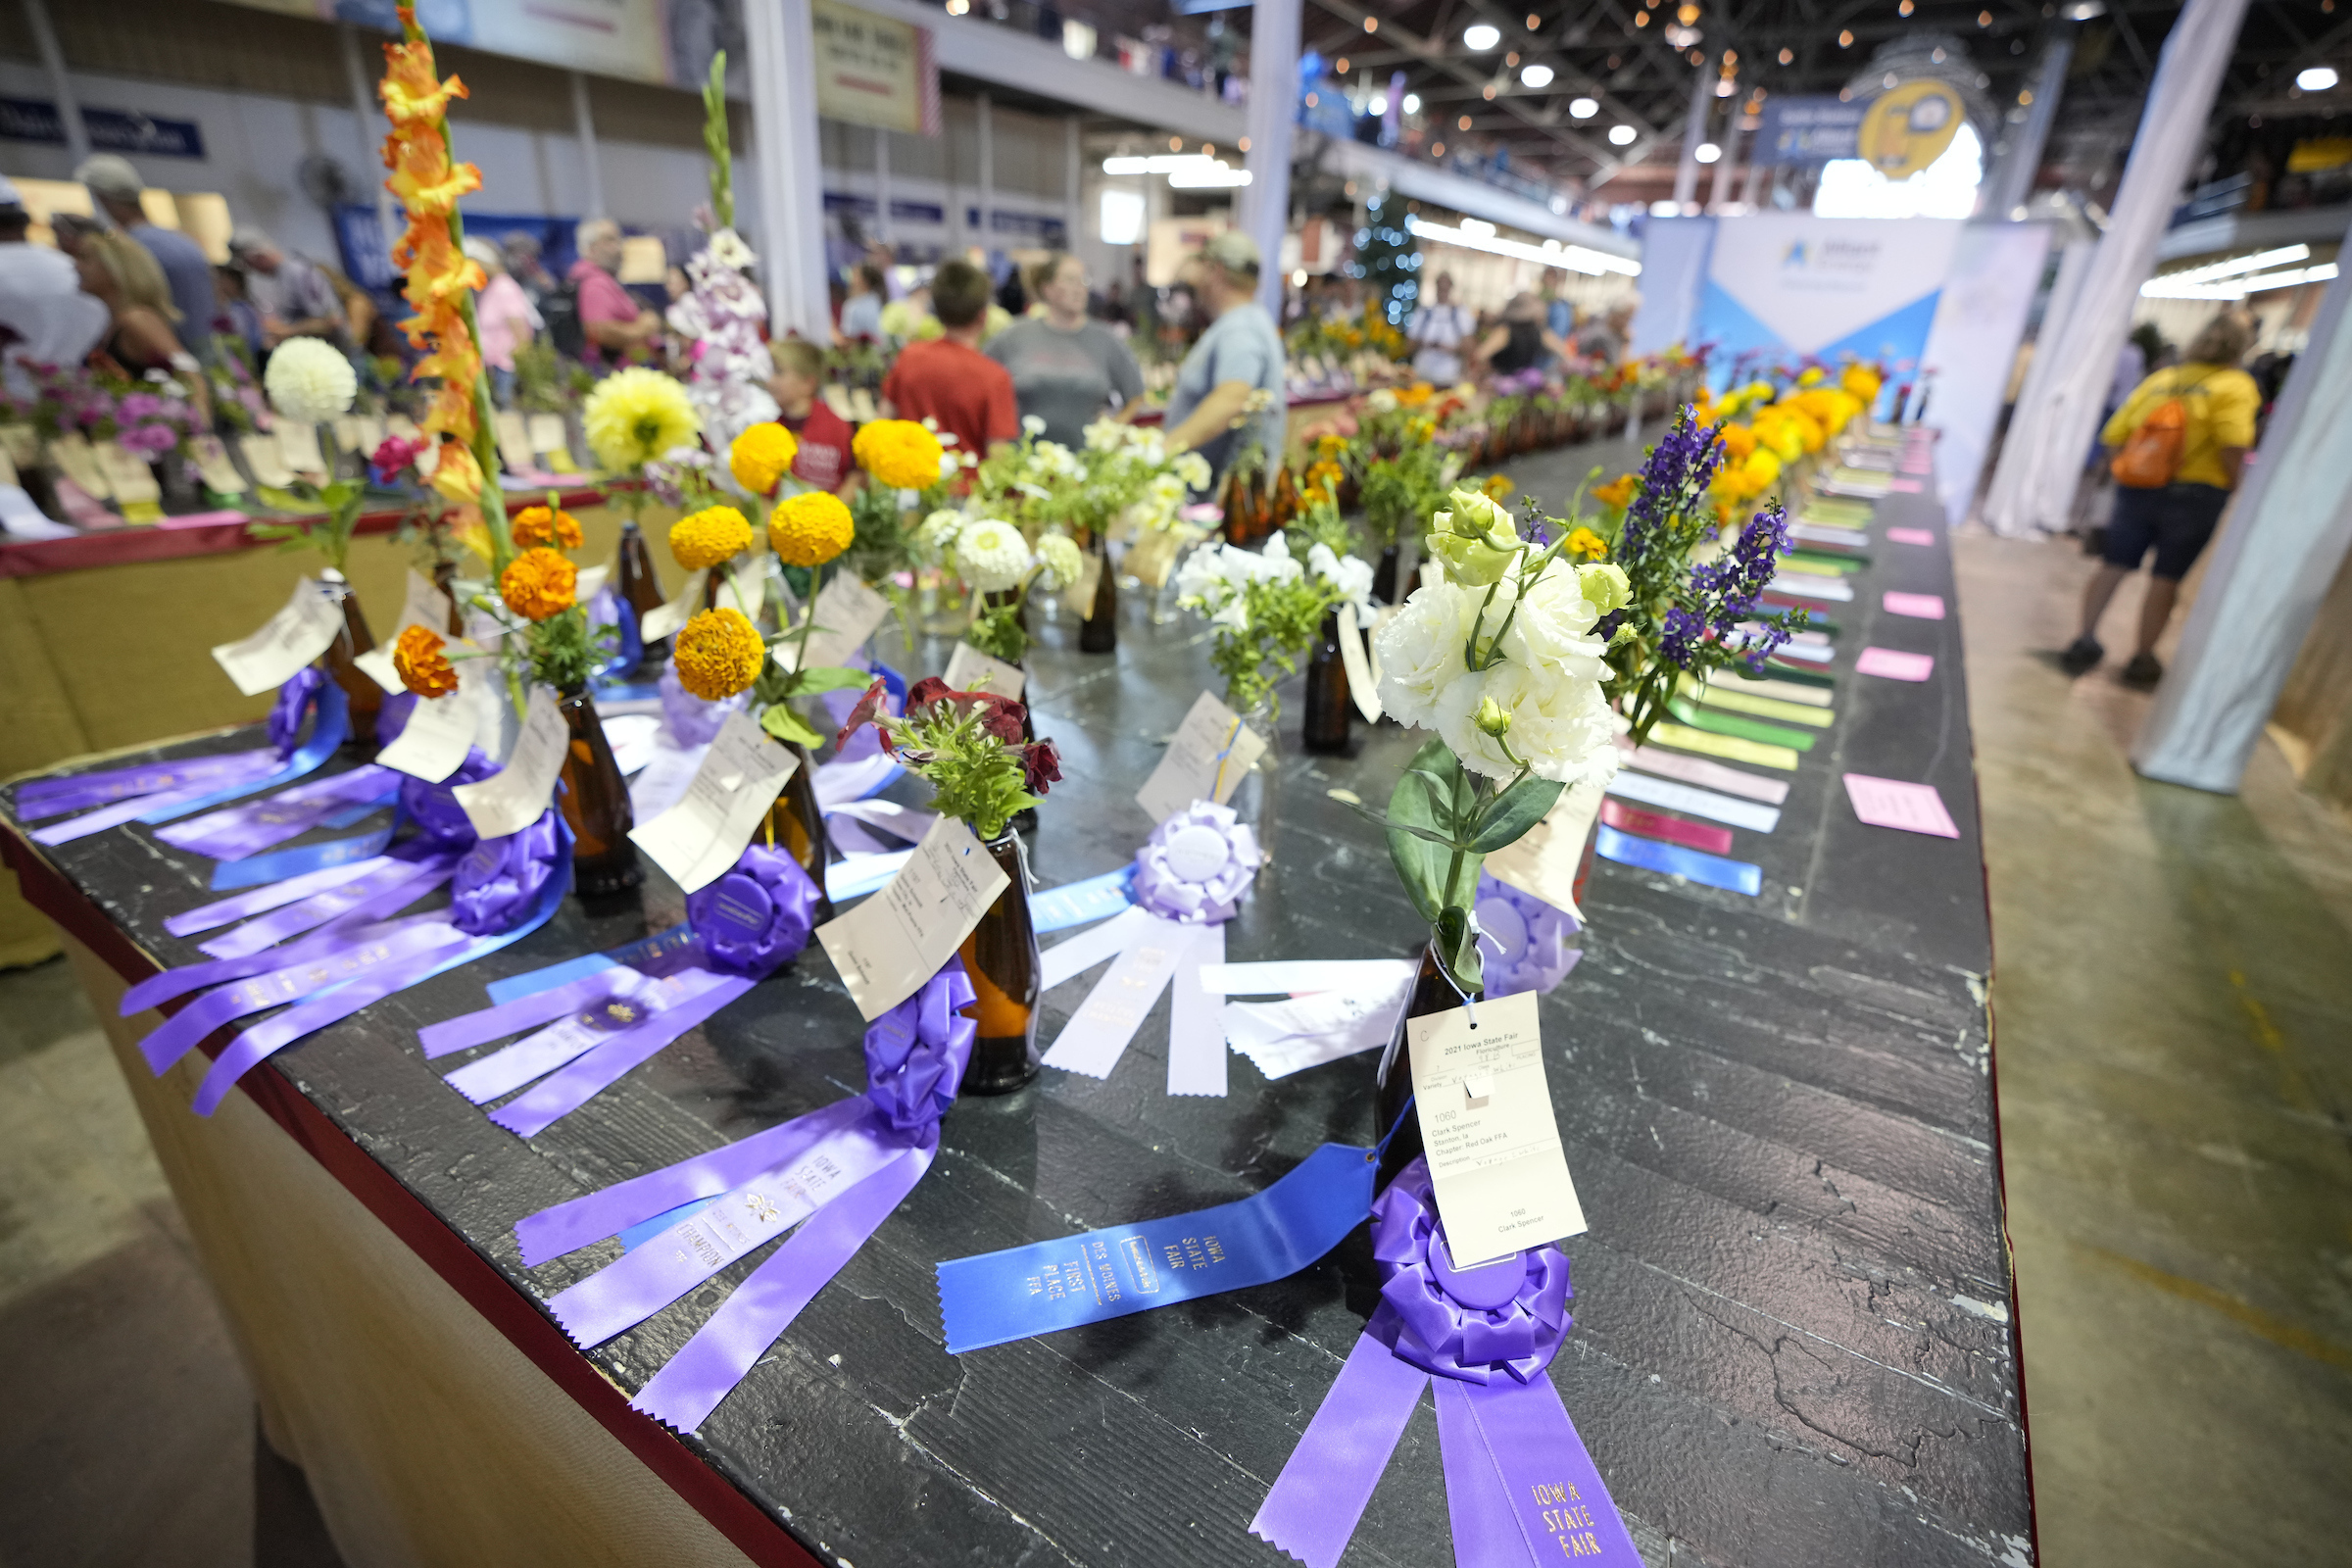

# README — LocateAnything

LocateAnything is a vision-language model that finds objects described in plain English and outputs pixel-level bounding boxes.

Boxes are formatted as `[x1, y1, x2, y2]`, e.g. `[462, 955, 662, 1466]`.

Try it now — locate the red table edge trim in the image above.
[0, 484, 618, 580]
[0, 819, 823, 1568]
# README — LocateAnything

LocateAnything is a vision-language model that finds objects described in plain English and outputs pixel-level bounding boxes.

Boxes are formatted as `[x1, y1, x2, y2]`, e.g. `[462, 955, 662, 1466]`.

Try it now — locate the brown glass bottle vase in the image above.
[556, 686, 642, 896]
[956, 831, 1041, 1095]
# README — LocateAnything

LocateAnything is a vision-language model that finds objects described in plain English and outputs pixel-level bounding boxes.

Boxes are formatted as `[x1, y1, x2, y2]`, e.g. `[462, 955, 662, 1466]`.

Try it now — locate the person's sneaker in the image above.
[2121, 653, 2164, 689]
[2059, 635, 2104, 675]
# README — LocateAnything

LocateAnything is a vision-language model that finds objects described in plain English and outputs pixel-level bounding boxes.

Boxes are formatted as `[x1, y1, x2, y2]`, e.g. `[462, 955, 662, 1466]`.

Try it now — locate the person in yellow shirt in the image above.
[2061, 313, 2258, 687]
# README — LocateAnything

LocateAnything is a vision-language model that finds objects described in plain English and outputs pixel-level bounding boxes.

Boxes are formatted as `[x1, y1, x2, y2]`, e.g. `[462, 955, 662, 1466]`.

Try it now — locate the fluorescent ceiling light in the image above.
[2149, 243, 2311, 289]
[1570, 96, 1598, 118]
[1460, 217, 1496, 236]
[1168, 165, 1252, 188]
[1608, 123, 1638, 145]
[2297, 66, 2339, 92]
[1522, 64, 1554, 88]
[1465, 23, 1501, 50]
[2142, 261, 2336, 300]
[1102, 154, 1242, 177]
[1407, 214, 1642, 275]
[1694, 142, 1721, 164]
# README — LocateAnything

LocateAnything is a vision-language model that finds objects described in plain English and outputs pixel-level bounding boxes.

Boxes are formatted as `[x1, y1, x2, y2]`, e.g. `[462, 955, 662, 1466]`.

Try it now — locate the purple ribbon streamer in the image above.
[1248, 1329, 1432, 1568]
[1474, 872, 1581, 1000]
[485, 975, 757, 1138]
[194, 851, 457, 959]
[156, 764, 399, 861]
[164, 854, 398, 939]
[420, 965, 652, 1059]
[447, 969, 737, 1105]
[1433, 1374, 1642, 1567]
[16, 748, 280, 820]
[31, 778, 251, 846]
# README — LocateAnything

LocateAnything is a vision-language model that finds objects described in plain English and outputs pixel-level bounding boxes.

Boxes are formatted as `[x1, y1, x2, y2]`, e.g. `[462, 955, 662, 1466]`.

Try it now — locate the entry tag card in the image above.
[1337, 603, 1382, 721]
[1136, 690, 1267, 823]
[355, 568, 460, 691]
[454, 686, 567, 839]
[715, 563, 765, 624]
[93, 440, 162, 506]
[212, 578, 344, 696]
[782, 574, 892, 671]
[818, 814, 1010, 1020]
[276, 419, 328, 479]
[628, 710, 800, 893]
[1482, 779, 1604, 923]
[639, 567, 708, 643]
[49, 432, 111, 498]
[189, 434, 247, 495]
[942, 641, 1025, 700]
[1406, 989, 1587, 1268]
[376, 673, 483, 782]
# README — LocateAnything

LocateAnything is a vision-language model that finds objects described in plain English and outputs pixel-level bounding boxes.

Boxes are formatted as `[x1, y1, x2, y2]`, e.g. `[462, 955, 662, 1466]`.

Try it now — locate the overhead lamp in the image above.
[1464, 23, 1501, 49]
[1694, 142, 1721, 163]
[1570, 96, 1598, 118]
[1371, 94, 1390, 115]
[2298, 66, 2340, 91]
[1523, 64, 1555, 88]
[1609, 123, 1639, 145]
[1460, 217, 1496, 237]
[2062, 0, 2105, 17]
[1403, 92, 1422, 113]
[2149, 243, 2311, 288]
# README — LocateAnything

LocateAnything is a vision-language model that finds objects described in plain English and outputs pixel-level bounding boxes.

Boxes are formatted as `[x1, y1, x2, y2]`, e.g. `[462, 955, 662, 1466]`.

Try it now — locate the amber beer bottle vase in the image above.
[318, 568, 384, 751]
[613, 518, 670, 669]
[1299, 609, 1352, 755]
[761, 742, 835, 927]
[957, 831, 1042, 1094]
[556, 686, 643, 896]
[1374, 942, 1481, 1190]
[1078, 534, 1118, 654]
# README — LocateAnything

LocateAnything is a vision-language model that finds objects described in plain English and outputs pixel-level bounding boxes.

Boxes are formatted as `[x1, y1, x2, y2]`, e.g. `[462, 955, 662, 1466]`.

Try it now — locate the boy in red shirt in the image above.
[879, 258, 1017, 461]
[766, 338, 858, 494]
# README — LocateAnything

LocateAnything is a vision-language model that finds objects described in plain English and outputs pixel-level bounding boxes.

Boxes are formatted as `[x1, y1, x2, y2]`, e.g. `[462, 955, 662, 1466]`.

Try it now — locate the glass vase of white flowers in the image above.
[1362, 485, 1629, 1179]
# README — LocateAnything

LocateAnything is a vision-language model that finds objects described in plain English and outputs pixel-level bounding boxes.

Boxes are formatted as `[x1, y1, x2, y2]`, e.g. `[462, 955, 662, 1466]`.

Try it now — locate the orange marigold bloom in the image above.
[1592, 472, 1638, 509]
[391, 624, 459, 699]
[499, 548, 576, 622]
[513, 505, 582, 550]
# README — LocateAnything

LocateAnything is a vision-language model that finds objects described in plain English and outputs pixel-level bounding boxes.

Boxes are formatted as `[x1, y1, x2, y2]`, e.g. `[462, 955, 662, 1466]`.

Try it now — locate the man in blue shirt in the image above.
[1161, 230, 1286, 483]
[75, 154, 216, 360]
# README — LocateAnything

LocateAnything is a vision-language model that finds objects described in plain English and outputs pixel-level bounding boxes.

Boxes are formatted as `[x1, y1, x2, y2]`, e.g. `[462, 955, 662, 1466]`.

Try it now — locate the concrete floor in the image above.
[0, 522, 2345, 1565]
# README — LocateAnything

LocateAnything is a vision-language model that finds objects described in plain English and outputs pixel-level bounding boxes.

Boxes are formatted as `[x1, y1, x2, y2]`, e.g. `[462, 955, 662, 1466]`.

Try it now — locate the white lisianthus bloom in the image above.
[1174, 541, 1244, 605]
[1036, 532, 1085, 591]
[264, 338, 357, 423]
[955, 518, 1035, 592]
[1373, 580, 1483, 731]
[1084, 418, 1126, 452]
[1435, 658, 1620, 785]
[1496, 565, 1610, 681]
[917, 509, 966, 550]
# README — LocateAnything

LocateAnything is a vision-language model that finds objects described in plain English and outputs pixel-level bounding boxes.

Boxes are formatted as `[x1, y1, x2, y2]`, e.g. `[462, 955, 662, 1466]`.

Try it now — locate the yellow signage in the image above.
[1857, 80, 1965, 179]
[813, 0, 936, 136]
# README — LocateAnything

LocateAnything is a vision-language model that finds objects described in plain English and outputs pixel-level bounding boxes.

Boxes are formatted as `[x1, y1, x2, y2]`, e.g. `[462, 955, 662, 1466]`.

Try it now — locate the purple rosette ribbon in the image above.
[1131, 801, 1262, 925]
[1250, 1158, 1642, 1568]
[512, 959, 977, 1435]
[427, 844, 822, 1138]
[658, 659, 747, 747]
[1473, 871, 1582, 999]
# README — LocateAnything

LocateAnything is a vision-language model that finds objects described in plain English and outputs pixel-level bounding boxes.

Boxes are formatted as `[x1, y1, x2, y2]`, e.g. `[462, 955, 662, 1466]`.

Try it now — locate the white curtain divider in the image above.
[2132, 216, 2352, 793]
[1978, 0, 2251, 538]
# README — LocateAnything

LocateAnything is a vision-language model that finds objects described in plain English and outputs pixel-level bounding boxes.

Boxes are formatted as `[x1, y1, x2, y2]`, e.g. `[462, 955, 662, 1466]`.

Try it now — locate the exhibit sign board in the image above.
[1693, 214, 1965, 383]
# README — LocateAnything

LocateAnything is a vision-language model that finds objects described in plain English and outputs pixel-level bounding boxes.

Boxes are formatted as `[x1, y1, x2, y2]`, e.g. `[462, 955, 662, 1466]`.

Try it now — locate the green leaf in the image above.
[1468, 776, 1565, 854]
[759, 704, 822, 749]
[787, 665, 873, 696]
[1435, 903, 1485, 994]
[1385, 738, 1457, 923]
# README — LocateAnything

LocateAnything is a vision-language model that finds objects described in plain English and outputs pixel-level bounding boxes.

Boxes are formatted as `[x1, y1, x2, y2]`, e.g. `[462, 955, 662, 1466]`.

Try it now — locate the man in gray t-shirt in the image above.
[75, 154, 216, 357]
[987, 254, 1145, 450]
[1162, 231, 1287, 484]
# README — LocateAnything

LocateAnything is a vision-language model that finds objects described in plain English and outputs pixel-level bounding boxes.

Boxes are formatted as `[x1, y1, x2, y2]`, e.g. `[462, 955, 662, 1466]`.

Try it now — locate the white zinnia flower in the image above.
[1036, 532, 1085, 591]
[918, 509, 966, 550]
[1021, 414, 1047, 436]
[265, 338, 357, 423]
[956, 518, 1034, 592]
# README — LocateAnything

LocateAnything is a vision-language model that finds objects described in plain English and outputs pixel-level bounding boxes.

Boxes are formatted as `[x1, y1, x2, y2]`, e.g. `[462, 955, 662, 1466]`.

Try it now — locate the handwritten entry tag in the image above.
[629, 710, 800, 892]
[375, 667, 483, 783]
[1407, 989, 1588, 1267]
[1135, 690, 1266, 823]
[943, 641, 1026, 700]
[715, 562, 765, 624]
[238, 432, 295, 490]
[526, 413, 570, 462]
[639, 567, 709, 643]
[1337, 602, 1383, 721]
[1481, 778, 1604, 923]
[189, 434, 247, 495]
[211, 579, 344, 696]
[93, 440, 162, 506]
[817, 814, 1009, 1020]
[785, 573, 892, 671]
[453, 685, 566, 840]
[275, 419, 327, 479]
[49, 432, 111, 498]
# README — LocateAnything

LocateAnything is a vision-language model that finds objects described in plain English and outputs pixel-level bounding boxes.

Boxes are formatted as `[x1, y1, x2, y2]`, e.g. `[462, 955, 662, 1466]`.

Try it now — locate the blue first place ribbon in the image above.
[935, 1143, 1377, 1354]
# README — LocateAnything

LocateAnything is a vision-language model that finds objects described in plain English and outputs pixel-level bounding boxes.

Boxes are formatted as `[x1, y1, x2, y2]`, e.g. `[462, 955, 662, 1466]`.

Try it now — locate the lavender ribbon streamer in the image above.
[268, 668, 326, 754]
[446, 970, 738, 1105]
[485, 976, 756, 1139]
[1130, 801, 1262, 925]
[1473, 872, 1581, 1000]
[165, 853, 397, 939]
[156, 764, 400, 861]
[195, 852, 459, 959]
[137, 678, 350, 826]
[31, 778, 253, 846]
[1252, 1159, 1633, 1568]
[17, 749, 280, 821]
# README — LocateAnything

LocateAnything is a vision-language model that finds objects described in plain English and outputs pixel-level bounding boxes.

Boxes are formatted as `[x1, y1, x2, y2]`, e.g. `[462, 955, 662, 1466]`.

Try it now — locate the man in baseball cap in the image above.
[74, 153, 215, 358]
[1162, 228, 1287, 484]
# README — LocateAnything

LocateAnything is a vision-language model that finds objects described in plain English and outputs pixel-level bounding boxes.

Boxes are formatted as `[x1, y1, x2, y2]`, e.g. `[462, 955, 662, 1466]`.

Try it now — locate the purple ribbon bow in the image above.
[1131, 801, 1262, 925]
[444, 844, 823, 1139]
[513, 960, 976, 1436]
[267, 667, 326, 755]
[1472, 872, 1582, 1000]
[1250, 1159, 1641, 1568]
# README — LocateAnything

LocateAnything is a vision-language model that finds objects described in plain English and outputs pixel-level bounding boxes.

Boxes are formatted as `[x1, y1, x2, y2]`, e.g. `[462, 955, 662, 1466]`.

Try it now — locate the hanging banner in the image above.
[1750, 97, 1867, 167]
[812, 0, 944, 136]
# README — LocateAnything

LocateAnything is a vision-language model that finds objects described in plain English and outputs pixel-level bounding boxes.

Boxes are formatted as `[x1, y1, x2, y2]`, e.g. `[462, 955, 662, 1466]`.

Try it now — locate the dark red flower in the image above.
[906, 676, 955, 711]
[1019, 738, 1061, 795]
[833, 677, 893, 755]
[975, 697, 1027, 747]
[370, 433, 427, 484]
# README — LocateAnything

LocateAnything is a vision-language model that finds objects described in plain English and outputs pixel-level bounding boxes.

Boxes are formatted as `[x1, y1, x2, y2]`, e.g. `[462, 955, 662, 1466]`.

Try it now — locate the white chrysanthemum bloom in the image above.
[956, 517, 1034, 592]
[1434, 659, 1619, 785]
[1151, 471, 1188, 505]
[1036, 532, 1085, 591]
[1364, 389, 1399, 415]
[1372, 580, 1482, 731]
[707, 228, 757, 270]
[264, 338, 356, 423]
[1174, 452, 1211, 490]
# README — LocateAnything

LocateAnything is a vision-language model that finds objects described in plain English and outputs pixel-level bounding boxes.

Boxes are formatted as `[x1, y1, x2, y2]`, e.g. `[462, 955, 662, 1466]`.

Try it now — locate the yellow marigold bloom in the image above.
[730, 422, 800, 495]
[582, 367, 701, 472]
[768, 491, 856, 568]
[1396, 382, 1435, 407]
[1716, 424, 1758, 463]
[852, 418, 946, 491]
[671, 608, 765, 701]
[512, 505, 582, 550]
[498, 547, 577, 623]
[1315, 432, 1348, 458]
[1564, 526, 1608, 562]
[391, 624, 459, 699]
[1592, 473, 1638, 510]
[1742, 449, 1784, 487]
[670, 506, 753, 571]
[1481, 474, 1515, 500]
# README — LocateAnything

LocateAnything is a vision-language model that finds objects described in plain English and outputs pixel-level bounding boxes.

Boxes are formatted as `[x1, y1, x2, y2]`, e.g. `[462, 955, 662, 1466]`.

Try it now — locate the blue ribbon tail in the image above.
[209, 827, 396, 891]
[141, 682, 350, 825]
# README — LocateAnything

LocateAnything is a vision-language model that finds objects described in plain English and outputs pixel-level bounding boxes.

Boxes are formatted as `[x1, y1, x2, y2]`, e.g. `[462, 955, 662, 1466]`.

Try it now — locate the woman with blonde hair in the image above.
[75, 228, 193, 376]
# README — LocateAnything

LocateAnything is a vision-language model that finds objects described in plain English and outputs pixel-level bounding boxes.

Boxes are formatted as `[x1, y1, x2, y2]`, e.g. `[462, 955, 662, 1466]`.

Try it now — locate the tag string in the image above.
[1375, 1093, 1417, 1159]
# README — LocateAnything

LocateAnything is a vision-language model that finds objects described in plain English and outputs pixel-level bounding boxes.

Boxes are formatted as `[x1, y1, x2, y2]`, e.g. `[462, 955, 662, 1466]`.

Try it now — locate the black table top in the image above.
[1, 464, 2030, 1568]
